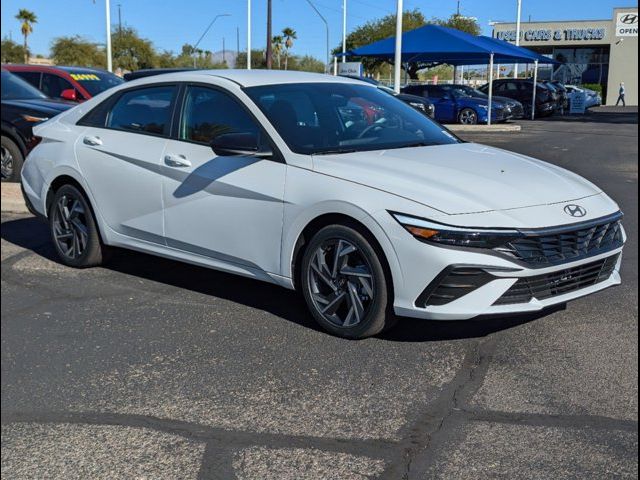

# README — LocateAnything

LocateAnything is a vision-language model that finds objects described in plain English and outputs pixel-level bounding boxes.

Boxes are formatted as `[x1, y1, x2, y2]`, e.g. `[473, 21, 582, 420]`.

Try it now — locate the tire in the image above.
[458, 108, 478, 125]
[301, 224, 392, 339]
[48, 184, 104, 268]
[1, 135, 24, 182]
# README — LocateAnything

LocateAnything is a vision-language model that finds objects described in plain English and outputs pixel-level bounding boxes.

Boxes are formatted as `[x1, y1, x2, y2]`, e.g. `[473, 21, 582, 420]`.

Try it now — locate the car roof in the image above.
[2, 64, 112, 74]
[126, 69, 370, 88]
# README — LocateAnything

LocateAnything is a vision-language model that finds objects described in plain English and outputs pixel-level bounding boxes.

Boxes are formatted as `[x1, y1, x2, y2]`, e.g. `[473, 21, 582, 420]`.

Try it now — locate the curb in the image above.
[448, 124, 522, 133]
[1, 183, 29, 214]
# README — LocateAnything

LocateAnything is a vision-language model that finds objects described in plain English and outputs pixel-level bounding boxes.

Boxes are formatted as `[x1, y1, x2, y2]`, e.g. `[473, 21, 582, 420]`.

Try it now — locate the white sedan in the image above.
[21, 70, 625, 339]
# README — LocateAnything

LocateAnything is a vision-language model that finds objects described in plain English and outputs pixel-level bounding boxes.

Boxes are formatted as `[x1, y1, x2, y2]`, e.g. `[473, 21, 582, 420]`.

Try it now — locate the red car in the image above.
[3, 65, 123, 103]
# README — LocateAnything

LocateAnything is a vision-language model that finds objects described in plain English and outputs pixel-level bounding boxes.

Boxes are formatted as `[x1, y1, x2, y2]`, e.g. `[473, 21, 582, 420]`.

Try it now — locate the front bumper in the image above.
[380, 210, 626, 321]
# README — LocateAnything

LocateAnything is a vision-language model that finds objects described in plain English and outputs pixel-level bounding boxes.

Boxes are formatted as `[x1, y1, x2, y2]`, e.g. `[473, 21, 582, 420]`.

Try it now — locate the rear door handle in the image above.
[164, 154, 191, 168]
[83, 135, 102, 146]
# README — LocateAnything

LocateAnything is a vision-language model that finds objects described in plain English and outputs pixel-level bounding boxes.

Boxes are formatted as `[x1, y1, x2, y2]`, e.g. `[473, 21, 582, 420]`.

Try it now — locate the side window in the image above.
[14, 71, 41, 89]
[107, 86, 176, 136]
[42, 73, 74, 98]
[494, 82, 508, 92]
[180, 86, 259, 144]
[504, 82, 519, 92]
[428, 88, 445, 99]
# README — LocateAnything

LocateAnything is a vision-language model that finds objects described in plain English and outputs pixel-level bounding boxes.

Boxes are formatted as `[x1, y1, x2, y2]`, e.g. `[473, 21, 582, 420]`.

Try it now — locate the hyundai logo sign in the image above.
[564, 204, 587, 217]
[617, 12, 639, 37]
[620, 13, 638, 25]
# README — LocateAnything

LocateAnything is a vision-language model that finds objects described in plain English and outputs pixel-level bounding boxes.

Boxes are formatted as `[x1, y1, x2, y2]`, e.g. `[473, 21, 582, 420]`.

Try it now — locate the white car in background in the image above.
[565, 85, 603, 109]
[21, 71, 626, 339]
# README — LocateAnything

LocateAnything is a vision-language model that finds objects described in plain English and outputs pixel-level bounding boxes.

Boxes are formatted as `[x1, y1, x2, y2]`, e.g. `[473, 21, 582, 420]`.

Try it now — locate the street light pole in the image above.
[342, 0, 347, 63]
[192, 14, 231, 68]
[247, 0, 251, 69]
[393, 0, 403, 93]
[305, 0, 330, 73]
[105, 0, 112, 72]
[513, 0, 522, 78]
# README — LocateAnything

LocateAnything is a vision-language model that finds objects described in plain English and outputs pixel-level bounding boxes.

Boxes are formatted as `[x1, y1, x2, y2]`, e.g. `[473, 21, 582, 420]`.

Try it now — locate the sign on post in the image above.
[569, 91, 587, 114]
[337, 62, 363, 76]
[616, 12, 638, 37]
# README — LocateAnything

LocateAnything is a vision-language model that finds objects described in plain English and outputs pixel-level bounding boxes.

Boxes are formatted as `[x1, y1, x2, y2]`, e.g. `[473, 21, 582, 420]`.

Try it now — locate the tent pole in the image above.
[393, 0, 403, 93]
[488, 53, 494, 126]
[531, 59, 539, 120]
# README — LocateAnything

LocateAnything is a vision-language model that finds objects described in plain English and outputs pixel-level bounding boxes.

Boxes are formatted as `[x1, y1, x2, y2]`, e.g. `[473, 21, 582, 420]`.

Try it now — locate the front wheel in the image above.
[1, 136, 24, 182]
[301, 225, 393, 339]
[458, 108, 478, 125]
[49, 184, 105, 268]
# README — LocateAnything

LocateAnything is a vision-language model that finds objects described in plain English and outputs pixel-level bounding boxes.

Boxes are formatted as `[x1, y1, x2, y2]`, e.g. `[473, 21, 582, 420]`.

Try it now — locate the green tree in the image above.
[1, 38, 27, 64]
[435, 13, 481, 36]
[15, 9, 37, 63]
[272, 35, 284, 69]
[51, 36, 105, 68]
[291, 54, 325, 73]
[282, 27, 297, 70]
[235, 49, 268, 69]
[111, 26, 157, 71]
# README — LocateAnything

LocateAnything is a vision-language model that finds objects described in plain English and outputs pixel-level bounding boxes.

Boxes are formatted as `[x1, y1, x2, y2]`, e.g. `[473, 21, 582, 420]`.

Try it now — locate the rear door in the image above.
[161, 83, 286, 275]
[75, 84, 178, 243]
[429, 87, 456, 122]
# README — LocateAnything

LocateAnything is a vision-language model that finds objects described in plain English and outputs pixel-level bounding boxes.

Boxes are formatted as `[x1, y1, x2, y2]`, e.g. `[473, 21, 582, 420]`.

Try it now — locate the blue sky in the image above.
[1, 0, 638, 60]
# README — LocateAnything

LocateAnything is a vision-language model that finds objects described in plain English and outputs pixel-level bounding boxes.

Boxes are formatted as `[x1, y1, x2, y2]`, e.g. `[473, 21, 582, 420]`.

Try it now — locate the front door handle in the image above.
[83, 135, 102, 146]
[164, 154, 191, 168]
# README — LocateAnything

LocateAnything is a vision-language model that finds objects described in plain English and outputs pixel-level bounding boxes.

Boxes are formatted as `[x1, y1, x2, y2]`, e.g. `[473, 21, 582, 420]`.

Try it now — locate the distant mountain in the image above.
[210, 50, 238, 68]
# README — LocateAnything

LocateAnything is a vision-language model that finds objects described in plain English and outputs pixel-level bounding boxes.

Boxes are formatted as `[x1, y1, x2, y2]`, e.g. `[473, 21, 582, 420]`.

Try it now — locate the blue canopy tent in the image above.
[344, 24, 558, 121]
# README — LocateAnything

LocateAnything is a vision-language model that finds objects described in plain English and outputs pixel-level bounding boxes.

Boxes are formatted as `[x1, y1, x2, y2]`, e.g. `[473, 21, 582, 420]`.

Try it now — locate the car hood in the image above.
[312, 143, 601, 215]
[2, 98, 73, 115]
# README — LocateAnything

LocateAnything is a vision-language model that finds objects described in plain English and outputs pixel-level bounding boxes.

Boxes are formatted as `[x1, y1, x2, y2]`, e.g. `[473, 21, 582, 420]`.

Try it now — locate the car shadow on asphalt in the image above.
[2, 216, 561, 342]
[541, 109, 638, 125]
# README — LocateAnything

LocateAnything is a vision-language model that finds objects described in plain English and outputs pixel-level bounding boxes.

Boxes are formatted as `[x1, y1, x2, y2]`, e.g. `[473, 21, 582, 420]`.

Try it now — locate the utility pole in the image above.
[266, 0, 273, 69]
[513, 0, 522, 78]
[192, 14, 231, 68]
[393, 0, 403, 93]
[342, 0, 347, 63]
[105, 0, 113, 72]
[117, 3, 122, 34]
[247, 0, 252, 69]
[223, 37, 226, 65]
[456, 0, 461, 16]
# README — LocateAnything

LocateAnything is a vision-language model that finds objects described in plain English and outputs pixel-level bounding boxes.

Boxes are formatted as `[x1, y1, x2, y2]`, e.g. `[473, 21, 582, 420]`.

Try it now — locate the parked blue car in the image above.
[401, 84, 512, 124]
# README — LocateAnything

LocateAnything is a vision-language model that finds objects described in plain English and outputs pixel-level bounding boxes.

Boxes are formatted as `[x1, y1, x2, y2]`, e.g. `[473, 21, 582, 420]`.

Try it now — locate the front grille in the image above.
[494, 254, 619, 305]
[495, 214, 624, 267]
[510, 103, 524, 118]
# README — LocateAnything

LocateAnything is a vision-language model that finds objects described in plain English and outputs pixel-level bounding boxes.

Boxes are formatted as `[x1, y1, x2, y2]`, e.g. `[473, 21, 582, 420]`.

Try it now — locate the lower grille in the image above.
[416, 267, 495, 307]
[494, 254, 619, 306]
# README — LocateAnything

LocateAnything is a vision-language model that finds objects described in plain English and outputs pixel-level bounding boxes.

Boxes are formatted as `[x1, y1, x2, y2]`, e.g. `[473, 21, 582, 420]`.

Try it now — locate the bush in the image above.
[582, 83, 603, 95]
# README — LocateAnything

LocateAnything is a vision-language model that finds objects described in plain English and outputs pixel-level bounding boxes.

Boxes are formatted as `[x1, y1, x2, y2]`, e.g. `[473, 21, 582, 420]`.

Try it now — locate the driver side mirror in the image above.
[210, 132, 273, 159]
[60, 88, 78, 102]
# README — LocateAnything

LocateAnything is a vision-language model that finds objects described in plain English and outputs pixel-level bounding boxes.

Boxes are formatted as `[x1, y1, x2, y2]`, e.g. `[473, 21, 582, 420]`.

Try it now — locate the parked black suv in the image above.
[1, 70, 72, 181]
[478, 79, 556, 118]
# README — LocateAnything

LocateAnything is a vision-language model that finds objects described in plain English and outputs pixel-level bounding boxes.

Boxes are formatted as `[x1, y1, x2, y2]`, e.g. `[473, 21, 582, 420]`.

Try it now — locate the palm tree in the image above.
[15, 9, 37, 63]
[282, 27, 297, 70]
[272, 35, 284, 69]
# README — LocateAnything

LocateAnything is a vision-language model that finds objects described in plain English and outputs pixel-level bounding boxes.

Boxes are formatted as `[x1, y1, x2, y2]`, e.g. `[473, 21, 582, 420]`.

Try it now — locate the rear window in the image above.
[69, 71, 123, 96]
[106, 86, 176, 136]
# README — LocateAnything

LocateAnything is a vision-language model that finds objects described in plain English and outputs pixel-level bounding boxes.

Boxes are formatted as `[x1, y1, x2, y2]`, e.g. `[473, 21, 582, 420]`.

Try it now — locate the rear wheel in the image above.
[49, 184, 104, 268]
[1, 136, 23, 182]
[301, 225, 393, 339]
[458, 108, 478, 125]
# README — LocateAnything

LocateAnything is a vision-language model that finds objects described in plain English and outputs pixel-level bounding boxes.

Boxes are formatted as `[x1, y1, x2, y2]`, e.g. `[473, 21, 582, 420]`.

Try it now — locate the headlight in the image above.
[391, 212, 522, 248]
[478, 104, 489, 110]
[21, 114, 49, 123]
[409, 102, 426, 111]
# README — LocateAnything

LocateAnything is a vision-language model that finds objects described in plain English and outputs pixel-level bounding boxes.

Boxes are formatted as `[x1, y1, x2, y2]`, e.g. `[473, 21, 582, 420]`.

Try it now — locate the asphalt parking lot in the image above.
[1, 107, 638, 479]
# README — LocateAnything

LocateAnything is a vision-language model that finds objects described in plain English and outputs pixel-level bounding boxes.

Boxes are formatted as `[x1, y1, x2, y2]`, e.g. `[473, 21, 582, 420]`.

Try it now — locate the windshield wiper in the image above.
[312, 148, 358, 156]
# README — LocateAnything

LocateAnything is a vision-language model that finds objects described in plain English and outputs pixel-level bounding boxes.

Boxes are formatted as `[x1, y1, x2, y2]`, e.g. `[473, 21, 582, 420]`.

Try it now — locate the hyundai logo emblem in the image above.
[621, 13, 638, 25]
[564, 204, 587, 217]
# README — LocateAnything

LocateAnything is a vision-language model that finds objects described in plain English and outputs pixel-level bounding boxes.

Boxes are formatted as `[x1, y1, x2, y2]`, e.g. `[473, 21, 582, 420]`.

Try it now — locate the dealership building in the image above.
[492, 6, 638, 105]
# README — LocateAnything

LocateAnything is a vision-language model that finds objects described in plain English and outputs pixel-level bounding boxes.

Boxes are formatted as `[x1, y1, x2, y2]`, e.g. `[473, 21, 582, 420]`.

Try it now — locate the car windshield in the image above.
[441, 86, 474, 99]
[1, 71, 47, 100]
[68, 71, 124, 96]
[244, 83, 459, 155]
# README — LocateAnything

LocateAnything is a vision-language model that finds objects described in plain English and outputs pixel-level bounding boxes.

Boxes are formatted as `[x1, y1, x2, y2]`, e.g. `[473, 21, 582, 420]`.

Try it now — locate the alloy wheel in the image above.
[459, 109, 478, 125]
[52, 193, 89, 260]
[307, 238, 375, 328]
[0, 145, 13, 180]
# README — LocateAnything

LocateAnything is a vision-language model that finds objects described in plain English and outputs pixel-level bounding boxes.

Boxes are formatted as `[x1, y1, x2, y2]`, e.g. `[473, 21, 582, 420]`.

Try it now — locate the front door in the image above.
[75, 84, 177, 243]
[162, 84, 286, 276]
